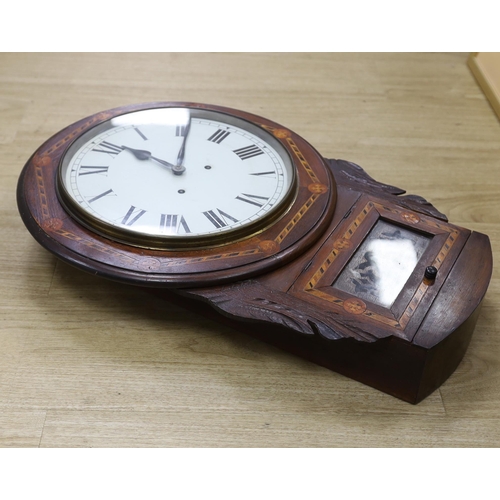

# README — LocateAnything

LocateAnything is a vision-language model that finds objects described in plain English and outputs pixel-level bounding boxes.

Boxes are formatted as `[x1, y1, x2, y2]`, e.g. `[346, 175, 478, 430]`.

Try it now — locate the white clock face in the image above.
[58, 107, 296, 248]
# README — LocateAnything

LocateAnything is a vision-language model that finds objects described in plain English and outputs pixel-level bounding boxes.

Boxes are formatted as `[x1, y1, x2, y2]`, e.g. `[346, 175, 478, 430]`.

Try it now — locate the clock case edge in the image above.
[16, 102, 337, 287]
[16, 103, 493, 404]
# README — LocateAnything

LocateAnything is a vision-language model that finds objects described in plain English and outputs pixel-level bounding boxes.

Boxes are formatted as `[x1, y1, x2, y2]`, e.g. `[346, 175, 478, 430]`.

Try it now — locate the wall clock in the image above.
[17, 102, 492, 404]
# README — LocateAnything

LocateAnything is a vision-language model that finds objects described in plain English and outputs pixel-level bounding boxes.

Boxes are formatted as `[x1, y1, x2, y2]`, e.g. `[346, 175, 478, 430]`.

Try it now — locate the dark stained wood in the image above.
[414, 231, 493, 348]
[171, 160, 492, 403]
[17, 103, 493, 404]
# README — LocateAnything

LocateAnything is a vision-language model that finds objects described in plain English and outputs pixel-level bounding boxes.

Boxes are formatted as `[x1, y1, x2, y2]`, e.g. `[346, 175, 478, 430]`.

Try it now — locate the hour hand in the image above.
[121, 145, 153, 161]
[121, 146, 185, 175]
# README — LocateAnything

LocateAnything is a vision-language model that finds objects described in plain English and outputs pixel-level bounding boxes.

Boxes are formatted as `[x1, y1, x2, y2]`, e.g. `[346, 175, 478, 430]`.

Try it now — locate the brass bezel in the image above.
[56, 106, 298, 250]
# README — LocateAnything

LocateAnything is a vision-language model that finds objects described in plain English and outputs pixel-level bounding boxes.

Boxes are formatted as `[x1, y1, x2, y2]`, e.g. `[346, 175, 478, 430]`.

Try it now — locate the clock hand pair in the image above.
[121, 145, 186, 175]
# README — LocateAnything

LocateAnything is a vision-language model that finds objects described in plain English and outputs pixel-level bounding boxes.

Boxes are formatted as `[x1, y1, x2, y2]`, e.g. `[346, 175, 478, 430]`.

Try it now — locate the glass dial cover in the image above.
[58, 107, 296, 248]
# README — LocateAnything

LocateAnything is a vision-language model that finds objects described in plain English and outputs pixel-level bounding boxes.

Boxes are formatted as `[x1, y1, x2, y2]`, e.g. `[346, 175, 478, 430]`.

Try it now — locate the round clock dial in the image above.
[58, 108, 296, 248]
[18, 102, 335, 286]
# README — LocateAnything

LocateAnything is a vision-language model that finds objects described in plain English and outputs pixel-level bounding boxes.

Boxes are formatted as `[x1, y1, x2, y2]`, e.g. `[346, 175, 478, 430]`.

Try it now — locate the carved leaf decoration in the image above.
[327, 158, 448, 221]
[187, 282, 378, 343]
[192, 288, 316, 335]
[249, 297, 342, 338]
[394, 194, 448, 221]
[329, 159, 406, 196]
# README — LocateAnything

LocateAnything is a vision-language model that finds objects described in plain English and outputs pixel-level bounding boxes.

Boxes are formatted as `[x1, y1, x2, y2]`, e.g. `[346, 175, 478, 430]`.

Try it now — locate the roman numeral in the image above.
[88, 189, 114, 204]
[121, 205, 146, 226]
[233, 145, 264, 160]
[235, 193, 269, 208]
[176, 125, 187, 137]
[203, 209, 238, 228]
[79, 166, 109, 176]
[134, 127, 148, 140]
[92, 141, 123, 156]
[208, 129, 231, 144]
[159, 214, 191, 234]
[250, 171, 276, 178]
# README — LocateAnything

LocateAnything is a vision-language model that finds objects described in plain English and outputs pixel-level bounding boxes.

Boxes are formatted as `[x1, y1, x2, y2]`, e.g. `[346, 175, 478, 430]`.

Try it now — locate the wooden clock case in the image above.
[17, 102, 493, 404]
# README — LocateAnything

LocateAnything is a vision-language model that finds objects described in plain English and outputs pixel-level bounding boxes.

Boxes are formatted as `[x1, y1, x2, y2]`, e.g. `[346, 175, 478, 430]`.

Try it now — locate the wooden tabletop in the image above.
[1, 53, 499, 448]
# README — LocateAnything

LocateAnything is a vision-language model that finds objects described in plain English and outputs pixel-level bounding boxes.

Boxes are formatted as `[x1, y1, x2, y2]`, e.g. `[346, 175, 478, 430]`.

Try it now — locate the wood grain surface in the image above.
[1, 53, 499, 447]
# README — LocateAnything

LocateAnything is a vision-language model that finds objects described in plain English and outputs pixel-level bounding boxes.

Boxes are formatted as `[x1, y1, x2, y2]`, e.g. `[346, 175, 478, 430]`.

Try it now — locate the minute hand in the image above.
[176, 115, 192, 169]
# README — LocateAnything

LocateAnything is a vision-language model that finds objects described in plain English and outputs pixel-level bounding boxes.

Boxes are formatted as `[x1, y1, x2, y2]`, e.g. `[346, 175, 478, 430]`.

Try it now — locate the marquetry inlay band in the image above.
[304, 200, 461, 331]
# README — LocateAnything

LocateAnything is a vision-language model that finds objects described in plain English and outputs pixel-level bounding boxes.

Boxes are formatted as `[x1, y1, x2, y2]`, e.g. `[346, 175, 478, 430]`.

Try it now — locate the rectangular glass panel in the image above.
[333, 220, 431, 307]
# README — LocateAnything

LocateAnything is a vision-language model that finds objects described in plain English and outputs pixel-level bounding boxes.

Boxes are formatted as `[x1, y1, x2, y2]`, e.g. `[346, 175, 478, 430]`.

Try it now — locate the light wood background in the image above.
[1, 53, 499, 448]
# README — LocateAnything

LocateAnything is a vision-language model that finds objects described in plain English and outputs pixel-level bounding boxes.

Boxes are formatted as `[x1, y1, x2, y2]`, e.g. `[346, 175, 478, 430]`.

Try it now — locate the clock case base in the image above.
[155, 287, 483, 405]
[150, 159, 492, 404]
